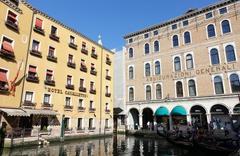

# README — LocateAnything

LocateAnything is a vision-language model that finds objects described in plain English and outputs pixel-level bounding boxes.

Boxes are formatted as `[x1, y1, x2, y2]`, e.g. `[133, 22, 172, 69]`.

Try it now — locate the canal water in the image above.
[2, 135, 210, 156]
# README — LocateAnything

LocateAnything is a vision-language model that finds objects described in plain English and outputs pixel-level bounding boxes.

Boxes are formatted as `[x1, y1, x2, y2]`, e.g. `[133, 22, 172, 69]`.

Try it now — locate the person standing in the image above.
[0, 122, 7, 148]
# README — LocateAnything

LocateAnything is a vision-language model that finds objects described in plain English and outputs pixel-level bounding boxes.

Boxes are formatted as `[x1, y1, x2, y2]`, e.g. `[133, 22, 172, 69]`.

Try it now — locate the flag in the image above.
[10, 60, 23, 96]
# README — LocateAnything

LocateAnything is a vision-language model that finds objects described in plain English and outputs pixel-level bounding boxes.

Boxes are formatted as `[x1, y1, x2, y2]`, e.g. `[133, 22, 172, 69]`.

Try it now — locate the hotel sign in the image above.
[45, 87, 87, 98]
[147, 63, 237, 82]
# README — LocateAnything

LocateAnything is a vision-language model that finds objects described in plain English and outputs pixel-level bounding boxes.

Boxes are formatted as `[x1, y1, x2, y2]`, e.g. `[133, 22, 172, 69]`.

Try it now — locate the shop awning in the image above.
[155, 107, 169, 116]
[171, 106, 187, 116]
[23, 109, 59, 116]
[0, 108, 29, 117]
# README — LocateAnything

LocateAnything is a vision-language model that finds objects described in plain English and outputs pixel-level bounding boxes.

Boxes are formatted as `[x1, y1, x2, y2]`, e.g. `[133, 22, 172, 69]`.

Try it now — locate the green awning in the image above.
[155, 107, 169, 116]
[171, 106, 187, 116]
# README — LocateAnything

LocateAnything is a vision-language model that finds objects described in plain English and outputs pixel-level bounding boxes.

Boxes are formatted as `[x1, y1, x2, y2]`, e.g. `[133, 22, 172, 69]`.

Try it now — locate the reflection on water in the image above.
[2, 135, 208, 156]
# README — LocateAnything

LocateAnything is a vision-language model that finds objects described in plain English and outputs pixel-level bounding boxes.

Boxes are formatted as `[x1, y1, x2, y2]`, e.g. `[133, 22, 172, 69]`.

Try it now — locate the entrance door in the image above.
[41, 117, 48, 130]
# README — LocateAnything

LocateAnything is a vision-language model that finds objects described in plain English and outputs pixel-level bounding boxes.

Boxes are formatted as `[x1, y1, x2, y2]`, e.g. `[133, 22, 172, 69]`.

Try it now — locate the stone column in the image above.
[139, 114, 143, 130]
[169, 115, 173, 130]
[206, 113, 211, 130]
[187, 114, 192, 125]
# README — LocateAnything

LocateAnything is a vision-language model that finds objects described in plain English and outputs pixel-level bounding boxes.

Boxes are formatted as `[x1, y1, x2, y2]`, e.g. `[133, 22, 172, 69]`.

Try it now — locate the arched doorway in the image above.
[129, 108, 139, 130]
[210, 104, 230, 130]
[142, 108, 153, 130]
[232, 104, 240, 132]
[190, 105, 208, 129]
[155, 107, 170, 130]
[171, 106, 187, 128]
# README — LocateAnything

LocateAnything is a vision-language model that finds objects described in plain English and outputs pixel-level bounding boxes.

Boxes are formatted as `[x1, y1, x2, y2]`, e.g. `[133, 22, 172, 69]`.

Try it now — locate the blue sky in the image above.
[28, 0, 216, 51]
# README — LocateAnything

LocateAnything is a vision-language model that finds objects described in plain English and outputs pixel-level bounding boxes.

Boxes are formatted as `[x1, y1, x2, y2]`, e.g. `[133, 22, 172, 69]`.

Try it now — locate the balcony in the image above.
[89, 108, 96, 112]
[105, 93, 111, 97]
[42, 103, 53, 109]
[47, 55, 57, 63]
[22, 101, 36, 107]
[106, 75, 111, 81]
[66, 84, 74, 90]
[9, 0, 19, 6]
[26, 75, 39, 83]
[0, 86, 9, 95]
[67, 62, 76, 69]
[89, 89, 96, 95]
[44, 80, 55, 86]
[81, 48, 88, 55]
[106, 58, 111, 65]
[91, 53, 98, 59]
[79, 87, 86, 93]
[69, 43, 78, 50]
[90, 70, 97, 76]
[49, 34, 59, 42]
[64, 105, 73, 110]
[30, 50, 42, 58]
[78, 106, 86, 112]
[88, 127, 96, 131]
[105, 109, 111, 113]
[5, 20, 19, 32]
[80, 66, 87, 73]
[105, 126, 111, 130]
[33, 26, 45, 35]
[0, 49, 15, 60]
[77, 127, 85, 133]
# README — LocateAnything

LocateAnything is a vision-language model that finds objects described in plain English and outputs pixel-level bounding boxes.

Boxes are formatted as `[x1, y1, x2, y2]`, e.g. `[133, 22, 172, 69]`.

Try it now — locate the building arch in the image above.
[128, 108, 139, 130]
[142, 107, 154, 129]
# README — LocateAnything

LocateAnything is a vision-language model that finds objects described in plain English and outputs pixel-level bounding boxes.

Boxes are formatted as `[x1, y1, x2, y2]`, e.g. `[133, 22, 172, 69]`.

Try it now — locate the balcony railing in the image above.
[88, 127, 96, 131]
[33, 26, 45, 35]
[80, 66, 87, 73]
[106, 75, 111, 80]
[44, 80, 55, 86]
[68, 43, 78, 50]
[0, 49, 15, 60]
[30, 50, 42, 58]
[0, 86, 9, 95]
[49, 34, 59, 42]
[22, 101, 36, 107]
[26, 75, 39, 83]
[105, 93, 111, 97]
[78, 106, 86, 112]
[5, 20, 19, 32]
[42, 102, 53, 108]
[66, 84, 74, 90]
[81, 48, 88, 55]
[67, 62, 76, 68]
[89, 89, 96, 94]
[91, 53, 98, 59]
[79, 87, 86, 93]
[47, 55, 57, 62]
[89, 108, 96, 112]
[77, 127, 85, 133]
[64, 105, 73, 110]
[106, 58, 111, 65]
[105, 109, 111, 113]
[9, 0, 19, 6]
[90, 70, 97, 76]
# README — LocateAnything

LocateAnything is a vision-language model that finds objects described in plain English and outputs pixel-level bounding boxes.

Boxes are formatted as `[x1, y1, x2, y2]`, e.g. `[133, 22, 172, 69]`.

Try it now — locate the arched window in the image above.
[172, 35, 179, 47]
[184, 31, 191, 44]
[144, 43, 150, 54]
[176, 81, 183, 97]
[207, 24, 216, 38]
[174, 57, 181, 71]
[146, 85, 151, 100]
[145, 63, 151, 77]
[186, 54, 193, 69]
[129, 87, 134, 101]
[155, 61, 160, 75]
[129, 66, 134, 79]
[129, 48, 133, 58]
[214, 76, 224, 94]
[154, 41, 159, 52]
[221, 20, 231, 34]
[188, 80, 196, 96]
[230, 74, 240, 93]
[210, 48, 220, 65]
[225, 45, 236, 62]
[156, 84, 162, 99]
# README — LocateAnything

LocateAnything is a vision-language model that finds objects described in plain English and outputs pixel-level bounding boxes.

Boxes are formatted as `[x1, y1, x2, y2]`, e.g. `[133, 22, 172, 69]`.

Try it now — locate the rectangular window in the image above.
[90, 101, 94, 109]
[25, 91, 33, 102]
[81, 59, 86, 66]
[105, 103, 109, 110]
[89, 118, 93, 128]
[65, 97, 71, 106]
[43, 94, 50, 104]
[219, 7, 227, 14]
[67, 75, 72, 85]
[0, 69, 8, 90]
[128, 38, 133, 43]
[106, 69, 109, 76]
[77, 118, 83, 129]
[79, 99, 83, 107]
[153, 30, 158, 36]
[144, 33, 149, 38]
[80, 79, 84, 87]
[64, 117, 69, 129]
[205, 12, 213, 19]
[68, 54, 73, 63]
[51, 26, 57, 35]
[28, 65, 37, 78]
[92, 47, 96, 54]
[82, 42, 86, 49]
[7, 10, 17, 24]
[106, 86, 109, 94]
[105, 119, 109, 128]
[46, 69, 53, 80]
[182, 20, 188, 26]
[1, 37, 13, 53]
[90, 81, 94, 90]
[48, 46, 55, 56]
[32, 40, 39, 51]
[35, 18, 43, 28]
[70, 36, 75, 44]
[172, 24, 177, 30]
